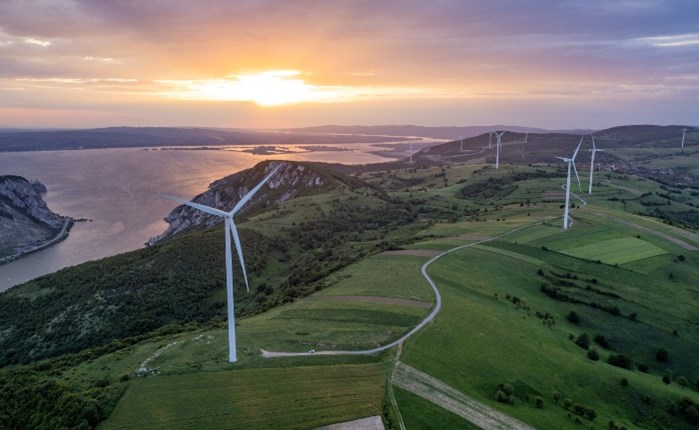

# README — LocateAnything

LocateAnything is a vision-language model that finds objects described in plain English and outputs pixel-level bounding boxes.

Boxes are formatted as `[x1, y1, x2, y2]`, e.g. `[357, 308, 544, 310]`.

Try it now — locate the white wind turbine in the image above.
[488, 132, 493, 149]
[588, 135, 604, 194]
[494, 131, 506, 169]
[409, 141, 414, 163]
[681, 127, 687, 148]
[160, 164, 282, 362]
[459, 134, 464, 152]
[556, 137, 583, 230]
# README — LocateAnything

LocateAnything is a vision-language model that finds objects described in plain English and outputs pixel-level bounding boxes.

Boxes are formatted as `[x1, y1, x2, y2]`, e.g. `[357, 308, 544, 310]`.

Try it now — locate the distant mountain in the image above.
[282, 125, 596, 139]
[0, 127, 410, 152]
[0, 176, 71, 263]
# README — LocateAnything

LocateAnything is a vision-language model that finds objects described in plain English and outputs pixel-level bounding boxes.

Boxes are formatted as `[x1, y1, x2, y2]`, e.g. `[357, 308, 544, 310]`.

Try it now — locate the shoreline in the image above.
[0, 218, 74, 266]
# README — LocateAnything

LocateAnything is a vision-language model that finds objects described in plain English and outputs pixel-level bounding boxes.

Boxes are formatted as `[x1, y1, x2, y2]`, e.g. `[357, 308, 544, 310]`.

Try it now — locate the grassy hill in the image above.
[1, 135, 698, 429]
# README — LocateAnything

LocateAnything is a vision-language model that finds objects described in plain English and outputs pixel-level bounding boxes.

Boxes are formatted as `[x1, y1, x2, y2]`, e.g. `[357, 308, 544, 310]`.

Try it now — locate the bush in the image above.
[663, 370, 672, 384]
[594, 334, 610, 349]
[607, 353, 633, 370]
[656, 348, 669, 362]
[553, 391, 560, 403]
[677, 376, 689, 388]
[567, 311, 580, 325]
[587, 348, 600, 361]
[564, 398, 573, 408]
[535, 396, 544, 408]
[620, 377, 629, 387]
[585, 407, 597, 420]
[575, 333, 591, 350]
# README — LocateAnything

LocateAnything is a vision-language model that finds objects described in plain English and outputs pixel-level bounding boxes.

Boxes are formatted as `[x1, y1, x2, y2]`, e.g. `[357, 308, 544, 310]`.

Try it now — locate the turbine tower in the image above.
[488, 132, 493, 149]
[160, 164, 282, 362]
[459, 134, 464, 152]
[681, 127, 687, 148]
[494, 131, 506, 169]
[588, 135, 604, 194]
[556, 137, 583, 230]
[409, 141, 414, 163]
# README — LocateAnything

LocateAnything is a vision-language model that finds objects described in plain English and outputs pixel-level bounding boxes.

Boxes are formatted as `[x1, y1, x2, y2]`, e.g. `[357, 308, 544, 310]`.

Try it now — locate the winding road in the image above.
[261, 222, 541, 359]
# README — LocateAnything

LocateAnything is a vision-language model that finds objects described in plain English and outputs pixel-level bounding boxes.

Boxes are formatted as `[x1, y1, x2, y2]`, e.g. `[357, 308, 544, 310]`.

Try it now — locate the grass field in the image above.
[562, 236, 667, 264]
[65, 161, 699, 430]
[102, 364, 387, 430]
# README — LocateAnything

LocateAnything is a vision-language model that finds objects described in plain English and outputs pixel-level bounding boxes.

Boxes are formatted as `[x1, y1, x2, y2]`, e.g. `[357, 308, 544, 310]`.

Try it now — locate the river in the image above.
[0, 143, 413, 291]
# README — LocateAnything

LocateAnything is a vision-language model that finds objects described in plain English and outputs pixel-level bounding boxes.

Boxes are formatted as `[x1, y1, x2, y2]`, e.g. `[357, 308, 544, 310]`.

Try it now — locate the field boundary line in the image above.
[392, 362, 536, 430]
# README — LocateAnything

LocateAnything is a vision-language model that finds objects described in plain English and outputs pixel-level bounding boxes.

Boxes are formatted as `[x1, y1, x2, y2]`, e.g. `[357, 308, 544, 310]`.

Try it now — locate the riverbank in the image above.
[0, 218, 74, 265]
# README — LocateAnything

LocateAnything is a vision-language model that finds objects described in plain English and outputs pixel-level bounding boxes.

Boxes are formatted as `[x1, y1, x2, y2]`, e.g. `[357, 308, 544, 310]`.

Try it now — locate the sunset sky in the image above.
[0, 0, 697, 129]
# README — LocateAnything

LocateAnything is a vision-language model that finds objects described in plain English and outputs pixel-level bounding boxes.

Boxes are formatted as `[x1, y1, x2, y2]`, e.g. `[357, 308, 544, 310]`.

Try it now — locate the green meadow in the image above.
[4, 151, 698, 430]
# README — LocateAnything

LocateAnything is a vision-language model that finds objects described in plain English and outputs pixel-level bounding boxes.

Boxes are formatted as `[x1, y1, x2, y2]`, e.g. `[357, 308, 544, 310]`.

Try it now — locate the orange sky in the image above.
[0, 1, 697, 129]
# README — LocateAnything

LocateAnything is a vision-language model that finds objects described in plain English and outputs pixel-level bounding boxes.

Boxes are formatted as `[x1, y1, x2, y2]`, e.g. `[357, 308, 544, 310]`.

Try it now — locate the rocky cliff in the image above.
[0, 175, 70, 262]
[147, 160, 369, 245]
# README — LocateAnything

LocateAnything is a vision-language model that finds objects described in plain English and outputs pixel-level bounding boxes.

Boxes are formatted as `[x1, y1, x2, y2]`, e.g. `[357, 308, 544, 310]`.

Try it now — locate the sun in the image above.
[158, 70, 347, 106]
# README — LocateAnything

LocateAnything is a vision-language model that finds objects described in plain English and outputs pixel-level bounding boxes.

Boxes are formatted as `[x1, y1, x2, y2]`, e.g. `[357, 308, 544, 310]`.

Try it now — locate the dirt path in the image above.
[261, 222, 541, 359]
[392, 362, 535, 430]
[314, 416, 384, 430]
[595, 213, 698, 251]
[601, 180, 643, 196]
[382, 249, 442, 257]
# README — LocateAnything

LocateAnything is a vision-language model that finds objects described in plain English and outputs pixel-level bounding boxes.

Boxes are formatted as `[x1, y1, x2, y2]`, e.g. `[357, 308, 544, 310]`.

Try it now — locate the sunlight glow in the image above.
[157, 70, 352, 106]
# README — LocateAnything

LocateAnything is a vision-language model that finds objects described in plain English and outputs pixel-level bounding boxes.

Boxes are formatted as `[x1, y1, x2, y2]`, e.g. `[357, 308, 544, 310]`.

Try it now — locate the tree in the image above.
[535, 396, 544, 408]
[576, 332, 591, 350]
[587, 348, 600, 361]
[567, 311, 580, 324]
[656, 348, 669, 362]
[663, 370, 672, 384]
[677, 376, 689, 388]
[585, 407, 597, 420]
[607, 353, 633, 370]
[552, 391, 560, 403]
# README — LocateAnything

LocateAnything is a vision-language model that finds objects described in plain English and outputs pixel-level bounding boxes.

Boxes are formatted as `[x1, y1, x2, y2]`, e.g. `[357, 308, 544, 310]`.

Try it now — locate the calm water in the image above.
[0, 144, 401, 291]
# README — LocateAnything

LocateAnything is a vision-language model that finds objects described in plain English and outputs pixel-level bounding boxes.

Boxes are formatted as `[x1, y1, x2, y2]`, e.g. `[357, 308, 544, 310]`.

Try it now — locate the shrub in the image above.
[564, 398, 573, 408]
[620, 377, 629, 387]
[535, 396, 544, 408]
[607, 353, 633, 370]
[573, 403, 586, 416]
[567, 311, 580, 324]
[637, 363, 649, 373]
[594, 334, 610, 349]
[656, 348, 669, 362]
[575, 333, 591, 350]
[587, 348, 600, 361]
[663, 370, 672, 384]
[553, 391, 560, 403]
[585, 407, 597, 420]
[678, 376, 689, 388]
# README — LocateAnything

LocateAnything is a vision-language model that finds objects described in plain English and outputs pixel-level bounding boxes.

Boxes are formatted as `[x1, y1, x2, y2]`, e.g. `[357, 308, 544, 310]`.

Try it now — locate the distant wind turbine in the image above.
[160, 164, 282, 362]
[409, 141, 414, 163]
[556, 137, 583, 230]
[488, 132, 493, 149]
[524, 128, 528, 144]
[459, 134, 464, 152]
[588, 135, 604, 194]
[681, 127, 687, 148]
[494, 131, 506, 169]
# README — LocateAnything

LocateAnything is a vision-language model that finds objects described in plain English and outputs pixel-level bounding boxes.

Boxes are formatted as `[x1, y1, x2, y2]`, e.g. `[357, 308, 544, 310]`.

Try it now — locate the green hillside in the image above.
[1, 133, 698, 429]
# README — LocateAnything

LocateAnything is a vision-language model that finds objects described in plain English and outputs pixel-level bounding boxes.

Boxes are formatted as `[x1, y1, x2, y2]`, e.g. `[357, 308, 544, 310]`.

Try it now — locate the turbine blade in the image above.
[572, 161, 582, 191]
[555, 156, 568, 162]
[158, 193, 228, 217]
[229, 220, 250, 292]
[591, 135, 596, 149]
[572, 137, 583, 160]
[230, 164, 282, 215]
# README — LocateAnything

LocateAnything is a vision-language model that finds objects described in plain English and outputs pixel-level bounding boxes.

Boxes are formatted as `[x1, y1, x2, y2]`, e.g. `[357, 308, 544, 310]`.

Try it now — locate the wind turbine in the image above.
[459, 134, 464, 152]
[681, 127, 687, 148]
[488, 132, 493, 149]
[409, 141, 414, 163]
[588, 135, 604, 194]
[494, 131, 506, 169]
[556, 137, 583, 230]
[524, 128, 529, 144]
[160, 164, 282, 362]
